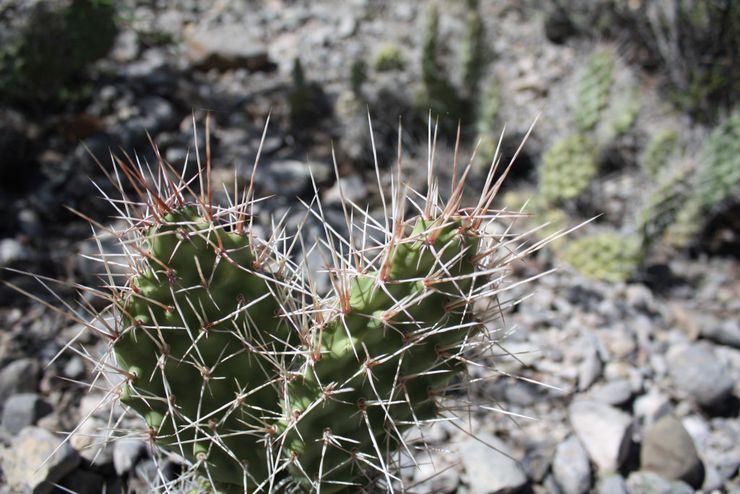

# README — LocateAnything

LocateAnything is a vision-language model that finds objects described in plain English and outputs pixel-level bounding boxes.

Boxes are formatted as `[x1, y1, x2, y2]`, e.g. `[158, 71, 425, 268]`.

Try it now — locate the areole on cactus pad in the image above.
[27, 117, 555, 493]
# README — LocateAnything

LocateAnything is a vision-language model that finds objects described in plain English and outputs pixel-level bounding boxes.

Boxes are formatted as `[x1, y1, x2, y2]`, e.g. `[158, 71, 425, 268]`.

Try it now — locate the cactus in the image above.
[473, 78, 501, 169]
[574, 49, 615, 133]
[372, 45, 404, 72]
[642, 129, 681, 179]
[0, 0, 117, 102]
[38, 122, 550, 493]
[558, 232, 642, 283]
[604, 85, 641, 138]
[539, 135, 599, 204]
[349, 58, 368, 97]
[668, 112, 740, 246]
[460, 0, 486, 101]
[634, 161, 694, 247]
[418, 3, 464, 128]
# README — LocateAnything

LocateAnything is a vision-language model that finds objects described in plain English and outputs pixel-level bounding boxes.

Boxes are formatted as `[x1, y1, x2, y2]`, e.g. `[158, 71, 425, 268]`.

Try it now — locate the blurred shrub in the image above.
[373, 45, 404, 72]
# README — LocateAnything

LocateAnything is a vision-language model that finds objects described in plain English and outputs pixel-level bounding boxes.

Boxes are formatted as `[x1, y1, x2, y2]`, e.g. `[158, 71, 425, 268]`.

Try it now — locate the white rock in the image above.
[552, 435, 591, 494]
[2, 426, 81, 494]
[569, 400, 632, 472]
[458, 432, 527, 494]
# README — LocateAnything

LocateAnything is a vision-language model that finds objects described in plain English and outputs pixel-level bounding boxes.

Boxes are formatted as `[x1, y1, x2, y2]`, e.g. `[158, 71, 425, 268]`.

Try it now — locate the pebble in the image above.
[640, 415, 703, 487]
[586, 379, 632, 406]
[702, 319, 740, 349]
[569, 400, 633, 472]
[625, 471, 693, 494]
[0, 238, 26, 266]
[633, 389, 672, 425]
[552, 435, 591, 494]
[410, 451, 460, 494]
[2, 426, 81, 494]
[667, 343, 735, 409]
[0, 358, 40, 411]
[113, 438, 146, 476]
[596, 475, 628, 494]
[185, 24, 272, 71]
[1, 393, 53, 435]
[458, 432, 528, 494]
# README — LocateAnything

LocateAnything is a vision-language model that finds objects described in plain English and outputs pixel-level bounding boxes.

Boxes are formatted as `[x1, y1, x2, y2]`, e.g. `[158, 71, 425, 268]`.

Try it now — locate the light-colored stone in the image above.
[667, 343, 734, 408]
[625, 471, 693, 494]
[552, 435, 591, 494]
[458, 432, 527, 494]
[569, 400, 632, 472]
[596, 474, 627, 494]
[185, 24, 271, 71]
[2, 426, 81, 494]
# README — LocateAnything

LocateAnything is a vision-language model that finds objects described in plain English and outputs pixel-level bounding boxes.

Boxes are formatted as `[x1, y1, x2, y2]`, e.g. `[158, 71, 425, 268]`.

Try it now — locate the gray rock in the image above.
[702, 319, 740, 349]
[411, 452, 459, 493]
[257, 160, 330, 198]
[596, 475, 627, 494]
[458, 432, 528, 494]
[577, 345, 602, 391]
[569, 400, 632, 472]
[323, 174, 368, 206]
[522, 441, 556, 483]
[667, 343, 734, 408]
[587, 379, 632, 406]
[552, 435, 591, 494]
[69, 418, 113, 466]
[625, 471, 693, 494]
[1, 393, 53, 435]
[113, 438, 145, 476]
[0, 358, 40, 411]
[640, 415, 703, 487]
[185, 24, 271, 71]
[2, 426, 81, 494]
[633, 389, 672, 425]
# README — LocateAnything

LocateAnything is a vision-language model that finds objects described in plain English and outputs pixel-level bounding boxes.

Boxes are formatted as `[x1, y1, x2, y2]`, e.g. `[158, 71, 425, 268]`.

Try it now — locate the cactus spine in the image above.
[58, 123, 542, 493]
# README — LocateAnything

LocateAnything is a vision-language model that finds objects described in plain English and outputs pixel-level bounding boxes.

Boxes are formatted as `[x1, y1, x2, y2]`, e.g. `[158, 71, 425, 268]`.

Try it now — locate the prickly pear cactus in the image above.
[558, 232, 642, 283]
[642, 129, 681, 179]
[668, 112, 740, 246]
[60, 124, 546, 493]
[634, 162, 694, 246]
[574, 49, 615, 133]
[539, 135, 599, 203]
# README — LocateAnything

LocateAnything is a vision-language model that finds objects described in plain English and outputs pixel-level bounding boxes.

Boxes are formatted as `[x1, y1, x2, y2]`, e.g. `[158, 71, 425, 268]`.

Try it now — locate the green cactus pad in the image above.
[539, 135, 599, 204]
[558, 232, 642, 283]
[642, 129, 681, 179]
[117, 206, 291, 487]
[575, 49, 615, 133]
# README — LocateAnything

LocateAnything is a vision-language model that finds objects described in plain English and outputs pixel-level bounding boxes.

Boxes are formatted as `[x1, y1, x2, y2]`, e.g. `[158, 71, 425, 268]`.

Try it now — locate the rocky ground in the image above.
[0, 1, 738, 493]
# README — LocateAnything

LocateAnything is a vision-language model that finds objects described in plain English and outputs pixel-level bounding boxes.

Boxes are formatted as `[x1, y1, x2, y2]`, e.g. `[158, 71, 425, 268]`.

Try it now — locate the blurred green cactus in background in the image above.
[642, 129, 681, 179]
[539, 135, 599, 204]
[373, 45, 404, 72]
[558, 232, 642, 283]
[668, 112, 740, 246]
[574, 49, 615, 133]
[0, 0, 117, 103]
